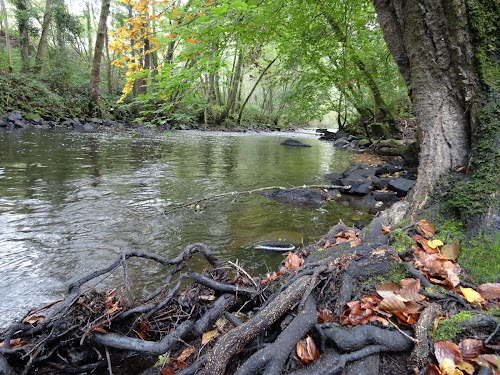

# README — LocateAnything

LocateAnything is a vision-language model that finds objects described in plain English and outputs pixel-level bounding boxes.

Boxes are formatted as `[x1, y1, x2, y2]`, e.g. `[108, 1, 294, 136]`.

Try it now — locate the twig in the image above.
[228, 260, 258, 288]
[388, 319, 419, 343]
[163, 184, 350, 214]
[105, 348, 113, 375]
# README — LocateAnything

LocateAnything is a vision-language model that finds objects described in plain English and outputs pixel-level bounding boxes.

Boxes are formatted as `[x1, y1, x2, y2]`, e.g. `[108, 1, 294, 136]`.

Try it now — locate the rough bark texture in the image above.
[89, 0, 111, 109]
[14, 0, 30, 70]
[0, 0, 13, 71]
[372, 0, 474, 210]
[34, 0, 52, 72]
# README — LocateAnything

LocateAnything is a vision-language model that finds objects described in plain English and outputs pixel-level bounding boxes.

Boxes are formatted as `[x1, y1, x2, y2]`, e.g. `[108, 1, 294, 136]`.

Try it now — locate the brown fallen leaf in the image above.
[176, 346, 195, 362]
[477, 283, 500, 300]
[296, 336, 321, 364]
[137, 322, 149, 339]
[417, 219, 436, 238]
[317, 308, 335, 323]
[0, 338, 29, 348]
[458, 339, 483, 361]
[435, 340, 462, 364]
[201, 329, 220, 345]
[92, 326, 107, 333]
[440, 240, 460, 260]
[382, 224, 391, 234]
[284, 253, 304, 270]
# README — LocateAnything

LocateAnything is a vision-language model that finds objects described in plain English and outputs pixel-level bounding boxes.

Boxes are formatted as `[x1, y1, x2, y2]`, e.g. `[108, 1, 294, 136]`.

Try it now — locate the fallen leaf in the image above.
[435, 341, 462, 363]
[317, 308, 335, 323]
[137, 322, 149, 339]
[176, 346, 195, 362]
[477, 283, 500, 300]
[428, 239, 444, 249]
[376, 282, 400, 299]
[460, 287, 484, 303]
[106, 301, 119, 314]
[458, 339, 483, 361]
[296, 336, 321, 364]
[284, 253, 304, 270]
[201, 330, 220, 345]
[456, 362, 475, 375]
[22, 315, 44, 325]
[440, 240, 460, 260]
[439, 358, 460, 375]
[417, 220, 435, 238]
[160, 368, 174, 375]
[0, 338, 29, 348]
[382, 224, 391, 234]
[93, 327, 107, 333]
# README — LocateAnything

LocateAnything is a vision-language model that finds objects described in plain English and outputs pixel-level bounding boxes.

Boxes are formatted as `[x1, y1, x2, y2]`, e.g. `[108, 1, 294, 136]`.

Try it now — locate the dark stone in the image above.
[373, 191, 400, 204]
[389, 158, 405, 167]
[333, 137, 350, 148]
[324, 172, 343, 181]
[14, 119, 27, 128]
[83, 123, 95, 131]
[351, 182, 372, 195]
[316, 128, 327, 133]
[32, 117, 43, 124]
[388, 178, 416, 197]
[399, 171, 417, 180]
[361, 217, 390, 247]
[7, 112, 22, 122]
[74, 123, 84, 130]
[370, 176, 388, 190]
[326, 188, 342, 199]
[346, 167, 377, 179]
[375, 164, 402, 176]
[0, 118, 7, 127]
[361, 193, 378, 207]
[319, 130, 336, 140]
[340, 177, 368, 191]
[262, 188, 324, 207]
[354, 220, 365, 230]
[280, 138, 311, 147]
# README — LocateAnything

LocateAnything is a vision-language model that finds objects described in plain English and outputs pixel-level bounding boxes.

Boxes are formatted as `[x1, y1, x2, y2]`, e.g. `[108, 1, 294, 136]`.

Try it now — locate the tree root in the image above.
[410, 303, 441, 369]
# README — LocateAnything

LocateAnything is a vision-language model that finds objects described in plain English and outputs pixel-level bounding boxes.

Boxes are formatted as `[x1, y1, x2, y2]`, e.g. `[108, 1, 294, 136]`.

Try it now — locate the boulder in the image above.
[262, 188, 324, 207]
[388, 178, 416, 197]
[280, 139, 311, 147]
[83, 123, 95, 131]
[324, 172, 343, 181]
[7, 112, 22, 122]
[372, 191, 399, 204]
[14, 120, 27, 128]
[351, 182, 372, 195]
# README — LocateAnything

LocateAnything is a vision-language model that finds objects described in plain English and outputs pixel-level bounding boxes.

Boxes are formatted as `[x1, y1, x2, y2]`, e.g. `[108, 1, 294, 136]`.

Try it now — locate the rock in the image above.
[361, 217, 390, 246]
[262, 188, 324, 207]
[333, 137, 350, 148]
[354, 220, 365, 230]
[0, 118, 7, 127]
[372, 191, 399, 204]
[326, 188, 342, 199]
[371, 176, 391, 190]
[375, 164, 402, 176]
[378, 201, 410, 226]
[340, 177, 368, 191]
[14, 120, 27, 128]
[388, 178, 416, 197]
[351, 182, 372, 195]
[7, 112, 22, 122]
[280, 139, 311, 147]
[361, 193, 379, 207]
[83, 123, 95, 131]
[90, 118, 103, 124]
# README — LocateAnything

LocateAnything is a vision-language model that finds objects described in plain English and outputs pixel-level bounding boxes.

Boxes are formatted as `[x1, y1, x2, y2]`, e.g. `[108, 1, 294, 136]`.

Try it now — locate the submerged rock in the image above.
[280, 139, 311, 147]
[262, 188, 324, 207]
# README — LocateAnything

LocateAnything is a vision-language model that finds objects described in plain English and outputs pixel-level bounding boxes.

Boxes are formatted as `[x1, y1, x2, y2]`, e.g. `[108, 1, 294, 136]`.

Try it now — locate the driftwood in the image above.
[1, 221, 498, 375]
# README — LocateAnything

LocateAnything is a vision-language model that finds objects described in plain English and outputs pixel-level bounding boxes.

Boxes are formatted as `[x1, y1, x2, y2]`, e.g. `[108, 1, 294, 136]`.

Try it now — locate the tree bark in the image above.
[372, 0, 474, 211]
[14, 0, 30, 71]
[0, 0, 12, 71]
[85, 1, 93, 62]
[218, 51, 243, 123]
[89, 0, 111, 110]
[34, 0, 52, 72]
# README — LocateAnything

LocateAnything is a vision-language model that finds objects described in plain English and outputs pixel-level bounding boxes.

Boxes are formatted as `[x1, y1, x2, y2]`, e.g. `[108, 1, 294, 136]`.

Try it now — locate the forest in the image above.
[0, 0, 499, 374]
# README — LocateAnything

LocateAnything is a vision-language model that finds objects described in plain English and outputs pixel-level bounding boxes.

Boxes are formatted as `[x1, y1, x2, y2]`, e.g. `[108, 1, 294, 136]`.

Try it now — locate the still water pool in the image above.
[0, 129, 369, 327]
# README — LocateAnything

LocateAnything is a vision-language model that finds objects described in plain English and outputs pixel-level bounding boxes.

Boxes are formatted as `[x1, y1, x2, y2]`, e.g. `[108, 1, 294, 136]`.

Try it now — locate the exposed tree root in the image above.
[1, 220, 498, 375]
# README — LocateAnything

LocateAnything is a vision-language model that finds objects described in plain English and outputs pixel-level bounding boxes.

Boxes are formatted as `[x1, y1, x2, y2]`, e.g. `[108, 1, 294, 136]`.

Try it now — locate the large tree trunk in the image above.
[89, 0, 111, 110]
[34, 0, 52, 72]
[14, 0, 30, 70]
[372, 0, 474, 210]
[0, 0, 12, 71]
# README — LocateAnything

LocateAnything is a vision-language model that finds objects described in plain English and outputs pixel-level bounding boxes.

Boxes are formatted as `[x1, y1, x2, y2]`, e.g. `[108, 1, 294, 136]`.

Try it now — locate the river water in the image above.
[0, 129, 370, 327]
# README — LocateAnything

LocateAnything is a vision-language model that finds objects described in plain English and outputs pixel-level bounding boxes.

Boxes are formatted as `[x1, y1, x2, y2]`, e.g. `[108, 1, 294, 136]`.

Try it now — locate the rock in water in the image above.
[280, 139, 311, 147]
[254, 241, 295, 252]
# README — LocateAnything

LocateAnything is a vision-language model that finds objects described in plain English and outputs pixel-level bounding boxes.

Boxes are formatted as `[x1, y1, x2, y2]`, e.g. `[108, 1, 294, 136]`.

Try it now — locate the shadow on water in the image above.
[0, 129, 369, 326]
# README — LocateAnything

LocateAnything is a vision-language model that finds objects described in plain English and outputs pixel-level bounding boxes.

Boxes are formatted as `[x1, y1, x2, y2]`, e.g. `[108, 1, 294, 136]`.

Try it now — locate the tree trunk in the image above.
[0, 0, 12, 71]
[371, 0, 498, 232]
[14, 0, 30, 70]
[218, 51, 243, 123]
[89, 0, 111, 110]
[105, 30, 112, 93]
[85, 1, 93, 62]
[237, 57, 278, 126]
[34, 0, 52, 72]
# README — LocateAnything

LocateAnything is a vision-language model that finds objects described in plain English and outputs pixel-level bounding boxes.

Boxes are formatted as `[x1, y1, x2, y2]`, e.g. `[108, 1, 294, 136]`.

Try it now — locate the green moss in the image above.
[434, 220, 465, 243]
[432, 311, 473, 341]
[485, 307, 500, 317]
[390, 228, 414, 253]
[366, 261, 410, 286]
[459, 232, 500, 284]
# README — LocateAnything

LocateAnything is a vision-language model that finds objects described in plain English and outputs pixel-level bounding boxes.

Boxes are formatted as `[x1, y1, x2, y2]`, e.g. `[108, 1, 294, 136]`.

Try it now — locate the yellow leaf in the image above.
[456, 362, 475, 375]
[460, 287, 484, 303]
[439, 358, 458, 375]
[427, 239, 444, 249]
[440, 240, 460, 260]
[201, 329, 220, 345]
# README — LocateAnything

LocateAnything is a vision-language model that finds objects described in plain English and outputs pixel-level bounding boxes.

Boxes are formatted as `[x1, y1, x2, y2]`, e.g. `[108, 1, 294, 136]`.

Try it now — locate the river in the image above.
[0, 129, 370, 327]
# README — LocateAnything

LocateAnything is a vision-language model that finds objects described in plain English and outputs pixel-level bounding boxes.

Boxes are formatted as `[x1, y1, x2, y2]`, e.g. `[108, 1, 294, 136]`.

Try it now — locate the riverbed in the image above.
[0, 129, 370, 327]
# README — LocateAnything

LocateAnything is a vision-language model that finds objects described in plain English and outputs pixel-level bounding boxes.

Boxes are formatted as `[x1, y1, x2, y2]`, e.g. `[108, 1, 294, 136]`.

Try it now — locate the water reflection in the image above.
[0, 129, 366, 327]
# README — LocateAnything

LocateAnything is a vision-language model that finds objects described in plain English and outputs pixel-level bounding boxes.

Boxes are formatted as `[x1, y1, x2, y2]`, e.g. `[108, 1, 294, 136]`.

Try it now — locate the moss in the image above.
[366, 261, 410, 286]
[485, 307, 500, 317]
[459, 232, 500, 284]
[395, 217, 412, 229]
[434, 220, 465, 243]
[390, 228, 414, 253]
[432, 311, 473, 341]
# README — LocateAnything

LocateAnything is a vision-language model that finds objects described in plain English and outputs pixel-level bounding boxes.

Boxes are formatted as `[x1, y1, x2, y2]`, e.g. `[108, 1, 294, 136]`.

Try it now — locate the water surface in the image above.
[0, 129, 368, 327]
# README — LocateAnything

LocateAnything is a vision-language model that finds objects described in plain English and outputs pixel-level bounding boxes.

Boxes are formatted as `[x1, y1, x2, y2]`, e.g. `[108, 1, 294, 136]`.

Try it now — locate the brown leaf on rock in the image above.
[176, 346, 195, 362]
[334, 230, 361, 247]
[440, 240, 460, 260]
[417, 220, 436, 238]
[477, 283, 500, 300]
[435, 340, 462, 364]
[382, 224, 391, 234]
[458, 339, 483, 361]
[296, 336, 321, 364]
[284, 253, 304, 270]
[317, 308, 335, 323]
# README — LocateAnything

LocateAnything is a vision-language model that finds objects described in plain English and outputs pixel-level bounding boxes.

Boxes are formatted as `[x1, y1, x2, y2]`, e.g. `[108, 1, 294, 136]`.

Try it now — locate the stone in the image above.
[83, 123, 95, 131]
[90, 118, 103, 124]
[326, 188, 342, 199]
[14, 120, 27, 128]
[324, 172, 343, 181]
[262, 188, 324, 207]
[372, 191, 399, 204]
[340, 177, 369, 191]
[280, 139, 311, 147]
[7, 112, 22, 122]
[361, 193, 378, 207]
[388, 178, 416, 197]
[351, 182, 372, 195]
[375, 164, 402, 176]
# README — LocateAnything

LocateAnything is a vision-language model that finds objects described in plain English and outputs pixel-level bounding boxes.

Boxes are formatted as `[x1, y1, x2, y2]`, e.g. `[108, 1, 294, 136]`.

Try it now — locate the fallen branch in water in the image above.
[162, 184, 350, 214]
